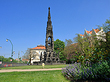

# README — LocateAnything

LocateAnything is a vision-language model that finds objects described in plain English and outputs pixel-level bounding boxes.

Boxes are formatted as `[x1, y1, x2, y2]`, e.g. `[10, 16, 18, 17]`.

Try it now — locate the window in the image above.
[48, 36, 51, 47]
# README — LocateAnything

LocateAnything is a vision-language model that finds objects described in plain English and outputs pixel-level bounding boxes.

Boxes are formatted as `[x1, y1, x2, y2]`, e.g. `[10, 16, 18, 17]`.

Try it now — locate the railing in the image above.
[0, 62, 27, 68]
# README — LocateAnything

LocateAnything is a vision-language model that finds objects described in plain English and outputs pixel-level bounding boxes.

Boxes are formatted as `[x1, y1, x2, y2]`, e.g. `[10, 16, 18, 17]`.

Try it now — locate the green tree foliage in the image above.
[65, 39, 73, 46]
[75, 18, 110, 65]
[54, 39, 65, 61]
[64, 43, 78, 63]
[94, 18, 110, 62]
[0, 56, 18, 63]
[101, 18, 110, 33]
[54, 39, 65, 53]
[59, 50, 66, 61]
[63, 39, 78, 63]
[95, 18, 110, 62]
[0, 56, 4, 62]
[76, 34, 96, 64]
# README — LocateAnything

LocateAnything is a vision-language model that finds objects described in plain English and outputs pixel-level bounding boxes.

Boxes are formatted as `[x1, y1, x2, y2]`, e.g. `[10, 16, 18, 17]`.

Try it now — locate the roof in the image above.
[79, 28, 100, 37]
[80, 34, 84, 36]
[32, 45, 46, 49]
[22, 59, 29, 61]
[86, 30, 92, 34]
[93, 29, 100, 33]
[86, 29, 99, 34]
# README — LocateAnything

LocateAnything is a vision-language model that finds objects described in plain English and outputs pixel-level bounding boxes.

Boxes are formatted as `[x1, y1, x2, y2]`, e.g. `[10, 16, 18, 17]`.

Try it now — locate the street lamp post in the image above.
[0, 47, 3, 65]
[6, 39, 13, 63]
[18, 51, 20, 63]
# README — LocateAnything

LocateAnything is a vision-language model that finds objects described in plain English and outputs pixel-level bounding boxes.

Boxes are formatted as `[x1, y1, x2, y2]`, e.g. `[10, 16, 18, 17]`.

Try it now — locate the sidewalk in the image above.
[0, 68, 62, 73]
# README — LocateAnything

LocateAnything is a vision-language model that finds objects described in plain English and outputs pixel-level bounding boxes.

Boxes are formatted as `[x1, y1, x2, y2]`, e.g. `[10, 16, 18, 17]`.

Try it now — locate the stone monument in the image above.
[41, 7, 60, 64]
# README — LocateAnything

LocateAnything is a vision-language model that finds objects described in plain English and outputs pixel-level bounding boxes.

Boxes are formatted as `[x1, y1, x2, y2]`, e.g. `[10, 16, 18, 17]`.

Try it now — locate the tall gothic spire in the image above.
[48, 7, 51, 21]
[46, 7, 54, 52]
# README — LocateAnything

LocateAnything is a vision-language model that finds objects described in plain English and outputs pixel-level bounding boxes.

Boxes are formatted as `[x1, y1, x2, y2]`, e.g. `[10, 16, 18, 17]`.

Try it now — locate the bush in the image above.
[62, 61, 110, 81]
[89, 60, 110, 81]
[62, 62, 82, 81]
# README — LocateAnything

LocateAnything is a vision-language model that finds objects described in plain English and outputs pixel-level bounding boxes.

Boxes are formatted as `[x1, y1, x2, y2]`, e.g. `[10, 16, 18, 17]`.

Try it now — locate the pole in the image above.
[18, 51, 20, 63]
[6, 39, 13, 63]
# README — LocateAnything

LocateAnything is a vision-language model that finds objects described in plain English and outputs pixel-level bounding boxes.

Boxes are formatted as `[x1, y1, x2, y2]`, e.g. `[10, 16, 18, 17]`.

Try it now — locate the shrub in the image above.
[62, 62, 83, 81]
[62, 61, 110, 81]
[89, 60, 110, 81]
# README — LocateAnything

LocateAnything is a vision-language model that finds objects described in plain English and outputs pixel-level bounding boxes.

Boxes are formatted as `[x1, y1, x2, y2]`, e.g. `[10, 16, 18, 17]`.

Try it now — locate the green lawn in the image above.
[0, 64, 68, 69]
[0, 70, 70, 82]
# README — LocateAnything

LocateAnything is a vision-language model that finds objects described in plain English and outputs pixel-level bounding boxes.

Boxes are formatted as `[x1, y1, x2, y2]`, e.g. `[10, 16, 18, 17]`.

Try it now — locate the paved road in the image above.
[0, 68, 62, 73]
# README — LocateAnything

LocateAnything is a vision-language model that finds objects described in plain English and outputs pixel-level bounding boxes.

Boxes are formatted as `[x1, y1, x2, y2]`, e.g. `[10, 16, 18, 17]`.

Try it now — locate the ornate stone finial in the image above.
[48, 7, 50, 10]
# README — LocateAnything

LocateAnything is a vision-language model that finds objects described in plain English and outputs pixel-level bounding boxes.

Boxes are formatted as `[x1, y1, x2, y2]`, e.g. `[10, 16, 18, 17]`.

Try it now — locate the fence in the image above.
[0, 62, 27, 68]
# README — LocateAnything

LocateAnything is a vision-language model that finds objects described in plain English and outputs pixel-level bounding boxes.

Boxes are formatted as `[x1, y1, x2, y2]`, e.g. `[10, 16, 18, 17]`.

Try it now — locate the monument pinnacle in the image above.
[46, 7, 54, 52]
[48, 7, 51, 21]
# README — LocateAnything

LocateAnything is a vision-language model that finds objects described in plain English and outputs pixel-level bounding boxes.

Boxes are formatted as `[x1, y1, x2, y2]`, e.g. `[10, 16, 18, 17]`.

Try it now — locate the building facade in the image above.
[79, 27, 106, 42]
[30, 45, 46, 64]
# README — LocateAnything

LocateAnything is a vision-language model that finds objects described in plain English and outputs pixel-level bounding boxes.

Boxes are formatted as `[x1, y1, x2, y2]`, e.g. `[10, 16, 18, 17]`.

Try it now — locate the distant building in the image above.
[15, 58, 20, 61]
[22, 59, 29, 62]
[30, 45, 46, 64]
[79, 27, 106, 42]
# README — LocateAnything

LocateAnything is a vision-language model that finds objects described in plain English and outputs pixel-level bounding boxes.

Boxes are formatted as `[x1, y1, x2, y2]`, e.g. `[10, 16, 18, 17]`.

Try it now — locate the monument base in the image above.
[32, 61, 66, 65]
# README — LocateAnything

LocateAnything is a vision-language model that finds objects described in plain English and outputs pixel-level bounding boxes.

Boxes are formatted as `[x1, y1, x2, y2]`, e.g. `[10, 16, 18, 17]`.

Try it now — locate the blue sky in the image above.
[0, 0, 110, 59]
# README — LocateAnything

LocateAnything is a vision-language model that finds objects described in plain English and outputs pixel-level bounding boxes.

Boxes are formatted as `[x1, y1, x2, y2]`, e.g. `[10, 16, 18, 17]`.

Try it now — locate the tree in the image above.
[64, 43, 78, 63]
[95, 18, 110, 62]
[22, 48, 30, 59]
[59, 50, 66, 61]
[0, 56, 18, 63]
[64, 39, 79, 63]
[73, 33, 98, 65]
[54, 39, 65, 53]
[65, 39, 73, 46]
[54, 39, 65, 61]
[74, 18, 110, 65]
[99, 18, 110, 33]
[0, 56, 4, 62]
[58, 39, 78, 63]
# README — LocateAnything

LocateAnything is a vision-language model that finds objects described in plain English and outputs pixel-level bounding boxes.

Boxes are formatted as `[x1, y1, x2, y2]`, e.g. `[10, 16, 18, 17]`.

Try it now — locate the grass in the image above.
[0, 64, 67, 69]
[0, 70, 70, 82]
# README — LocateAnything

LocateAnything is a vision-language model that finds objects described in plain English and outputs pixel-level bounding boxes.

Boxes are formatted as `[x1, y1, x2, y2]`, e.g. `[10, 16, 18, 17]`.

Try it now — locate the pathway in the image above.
[0, 68, 62, 73]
